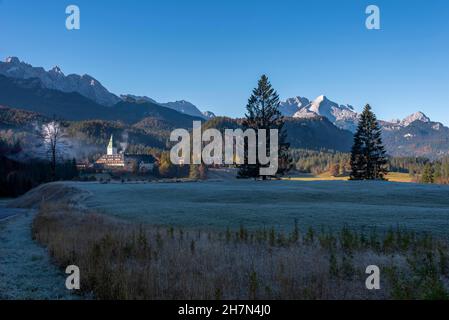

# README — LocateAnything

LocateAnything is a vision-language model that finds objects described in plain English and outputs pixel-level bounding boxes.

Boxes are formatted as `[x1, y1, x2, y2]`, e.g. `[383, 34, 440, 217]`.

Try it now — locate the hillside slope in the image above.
[202, 116, 354, 152]
[0, 75, 202, 127]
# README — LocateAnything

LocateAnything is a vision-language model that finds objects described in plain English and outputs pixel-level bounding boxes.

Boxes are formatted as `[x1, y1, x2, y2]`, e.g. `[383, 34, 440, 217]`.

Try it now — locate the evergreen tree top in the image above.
[244, 74, 282, 129]
[350, 104, 388, 181]
[238, 74, 291, 178]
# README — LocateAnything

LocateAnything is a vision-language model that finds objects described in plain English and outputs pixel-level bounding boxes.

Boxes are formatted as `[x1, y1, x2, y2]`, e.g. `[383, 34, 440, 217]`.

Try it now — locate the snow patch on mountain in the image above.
[400, 111, 430, 127]
[279, 96, 310, 116]
[202, 111, 216, 119]
[281, 94, 439, 134]
[292, 108, 317, 119]
[160, 100, 208, 119]
[280, 95, 359, 131]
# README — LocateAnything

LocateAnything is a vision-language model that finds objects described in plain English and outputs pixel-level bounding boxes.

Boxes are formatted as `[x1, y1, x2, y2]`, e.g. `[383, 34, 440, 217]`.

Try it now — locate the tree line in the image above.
[159, 75, 446, 183]
[290, 149, 351, 176]
[2, 74, 448, 197]
[291, 149, 449, 184]
[236, 76, 388, 181]
[0, 156, 78, 197]
[236, 77, 449, 184]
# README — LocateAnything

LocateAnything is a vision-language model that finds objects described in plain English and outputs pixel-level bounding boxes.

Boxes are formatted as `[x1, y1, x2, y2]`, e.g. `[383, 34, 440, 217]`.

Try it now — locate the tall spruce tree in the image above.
[350, 104, 388, 180]
[238, 75, 291, 179]
[421, 163, 435, 183]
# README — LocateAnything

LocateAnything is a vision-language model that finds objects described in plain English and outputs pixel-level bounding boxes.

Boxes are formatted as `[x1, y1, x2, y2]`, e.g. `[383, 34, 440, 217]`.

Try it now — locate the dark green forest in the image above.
[0, 139, 78, 197]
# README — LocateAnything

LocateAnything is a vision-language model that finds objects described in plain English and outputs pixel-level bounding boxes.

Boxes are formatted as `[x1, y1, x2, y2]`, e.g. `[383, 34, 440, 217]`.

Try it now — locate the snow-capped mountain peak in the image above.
[5, 56, 20, 64]
[280, 94, 359, 131]
[161, 100, 208, 119]
[279, 96, 310, 116]
[50, 66, 64, 75]
[310, 94, 326, 107]
[401, 111, 430, 127]
[0, 57, 120, 106]
[285, 96, 310, 108]
[281, 94, 438, 134]
[202, 111, 216, 119]
[308, 95, 338, 120]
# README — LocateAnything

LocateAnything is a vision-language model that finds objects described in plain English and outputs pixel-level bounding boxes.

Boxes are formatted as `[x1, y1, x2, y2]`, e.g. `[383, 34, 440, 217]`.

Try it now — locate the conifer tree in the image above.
[350, 104, 388, 180]
[238, 75, 291, 179]
[421, 163, 435, 184]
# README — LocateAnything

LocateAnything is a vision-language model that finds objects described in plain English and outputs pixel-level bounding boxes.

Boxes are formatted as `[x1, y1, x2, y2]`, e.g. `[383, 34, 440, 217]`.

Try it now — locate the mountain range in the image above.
[0, 57, 121, 107]
[0, 57, 215, 119]
[120, 95, 215, 120]
[279, 95, 449, 158]
[0, 56, 448, 159]
[280, 95, 359, 132]
[279, 94, 445, 134]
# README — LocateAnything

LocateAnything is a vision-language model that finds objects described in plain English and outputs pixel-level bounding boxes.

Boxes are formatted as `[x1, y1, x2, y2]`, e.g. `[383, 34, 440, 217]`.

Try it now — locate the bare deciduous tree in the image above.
[38, 117, 67, 180]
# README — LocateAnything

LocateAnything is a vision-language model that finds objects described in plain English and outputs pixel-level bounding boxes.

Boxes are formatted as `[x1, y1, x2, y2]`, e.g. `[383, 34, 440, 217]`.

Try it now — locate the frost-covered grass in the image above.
[0, 209, 76, 300]
[5, 179, 449, 300]
[72, 180, 449, 236]
[32, 203, 449, 300]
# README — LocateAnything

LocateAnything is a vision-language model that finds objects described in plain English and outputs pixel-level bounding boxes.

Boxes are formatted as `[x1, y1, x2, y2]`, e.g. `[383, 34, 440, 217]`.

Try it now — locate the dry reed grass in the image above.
[32, 202, 449, 300]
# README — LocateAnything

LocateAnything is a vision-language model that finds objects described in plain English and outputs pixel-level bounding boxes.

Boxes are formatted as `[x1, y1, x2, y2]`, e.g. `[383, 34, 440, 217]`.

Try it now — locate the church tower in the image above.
[107, 134, 117, 155]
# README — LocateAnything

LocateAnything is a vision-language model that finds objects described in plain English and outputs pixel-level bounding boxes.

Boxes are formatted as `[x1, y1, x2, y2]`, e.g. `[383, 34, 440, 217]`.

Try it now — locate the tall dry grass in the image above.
[32, 203, 449, 300]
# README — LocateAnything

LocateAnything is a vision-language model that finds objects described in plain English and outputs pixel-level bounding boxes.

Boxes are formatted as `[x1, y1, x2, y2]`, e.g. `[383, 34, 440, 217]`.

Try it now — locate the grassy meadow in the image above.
[61, 179, 449, 236]
[32, 202, 449, 300]
[285, 172, 413, 183]
[9, 178, 449, 300]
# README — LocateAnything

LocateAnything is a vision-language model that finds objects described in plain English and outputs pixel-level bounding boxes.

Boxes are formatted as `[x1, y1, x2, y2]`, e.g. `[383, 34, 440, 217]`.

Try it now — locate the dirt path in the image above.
[0, 204, 77, 300]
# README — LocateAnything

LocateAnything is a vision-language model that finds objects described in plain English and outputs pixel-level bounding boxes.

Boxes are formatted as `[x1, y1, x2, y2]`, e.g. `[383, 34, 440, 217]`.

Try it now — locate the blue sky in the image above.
[0, 0, 448, 124]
